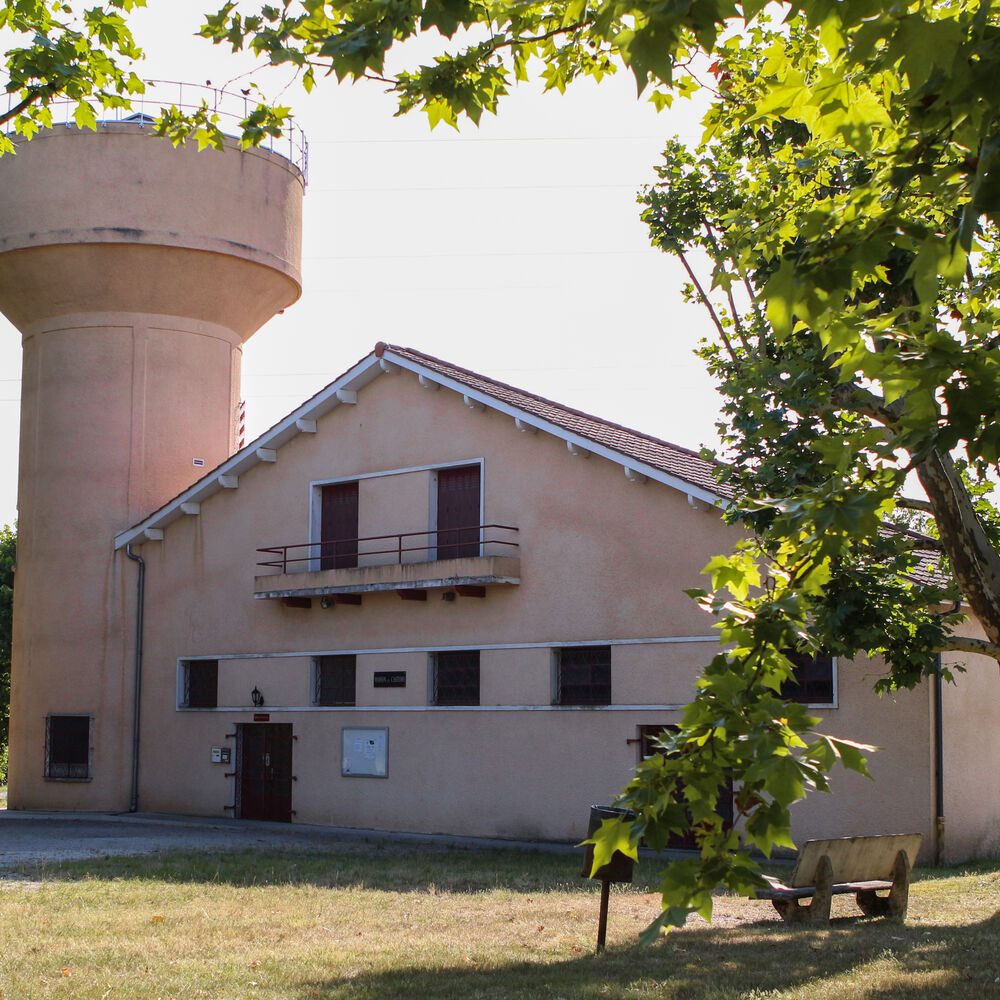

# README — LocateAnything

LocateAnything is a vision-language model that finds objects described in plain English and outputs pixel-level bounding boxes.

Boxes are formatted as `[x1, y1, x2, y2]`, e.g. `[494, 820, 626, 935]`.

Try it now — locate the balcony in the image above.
[253, 524, 520, 604]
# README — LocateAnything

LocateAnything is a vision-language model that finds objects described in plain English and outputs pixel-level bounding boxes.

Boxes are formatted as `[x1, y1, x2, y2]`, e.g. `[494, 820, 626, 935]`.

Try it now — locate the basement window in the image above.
[313, 655, 357, 706]
[431, 650, 480, 706]
[555, 645, 611, 706]
[181, 659, 219, 708]
[782, 650, 836, 706]
[45, 714, 92, 780]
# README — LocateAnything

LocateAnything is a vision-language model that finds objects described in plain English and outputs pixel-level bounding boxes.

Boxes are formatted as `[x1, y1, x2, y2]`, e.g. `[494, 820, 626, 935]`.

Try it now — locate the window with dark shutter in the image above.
[436, 465, 481, 559]
[433, 650, 480, 706]
[556, 646, 611, 705]
[321, 481, 360, 569]
[45, 714, 91, 779]
[183, 659, 218, 708]
[781, 650, 835, 704]
[314, 655, 357, 706]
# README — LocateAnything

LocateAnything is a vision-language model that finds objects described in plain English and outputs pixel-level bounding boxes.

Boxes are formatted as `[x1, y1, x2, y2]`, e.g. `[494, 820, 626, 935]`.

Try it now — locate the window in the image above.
[182, 659, 218, 708]
[436, 465, 481, 559]
[320, 480, 359, 569]
[45, 714, 91, 780]
[432, 650, 480, 706]
[782, 649, 835, 705]
[555, 645, 611, 705]
[314, 655, 357, 706]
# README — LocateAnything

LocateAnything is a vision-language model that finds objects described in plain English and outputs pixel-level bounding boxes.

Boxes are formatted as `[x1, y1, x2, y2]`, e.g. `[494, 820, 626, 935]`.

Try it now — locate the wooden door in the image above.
[238, 724, 293, 822]
[436, 465, 480, 559]
[321, 481, 359, 569]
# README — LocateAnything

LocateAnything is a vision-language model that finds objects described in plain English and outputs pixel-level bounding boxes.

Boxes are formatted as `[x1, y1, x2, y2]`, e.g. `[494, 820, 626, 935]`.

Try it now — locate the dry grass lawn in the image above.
[0, 844, 998, 1000]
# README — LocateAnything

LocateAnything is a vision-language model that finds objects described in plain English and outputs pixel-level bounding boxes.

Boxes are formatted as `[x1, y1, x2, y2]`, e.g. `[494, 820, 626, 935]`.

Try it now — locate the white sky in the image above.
[0, 1, 723, 528]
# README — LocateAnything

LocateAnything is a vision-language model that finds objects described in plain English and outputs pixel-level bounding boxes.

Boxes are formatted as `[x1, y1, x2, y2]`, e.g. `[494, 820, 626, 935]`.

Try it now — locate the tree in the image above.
[0, 522, 14, 781]
[7, 0, 1000, 934]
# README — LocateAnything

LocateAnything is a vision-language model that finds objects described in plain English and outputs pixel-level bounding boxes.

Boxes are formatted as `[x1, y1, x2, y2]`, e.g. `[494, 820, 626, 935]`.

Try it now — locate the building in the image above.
[3, 119, 998, 863]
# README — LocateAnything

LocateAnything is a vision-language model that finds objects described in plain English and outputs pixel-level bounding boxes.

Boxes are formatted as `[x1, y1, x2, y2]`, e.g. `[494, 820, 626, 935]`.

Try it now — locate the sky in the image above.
[0, 2, 723, 528]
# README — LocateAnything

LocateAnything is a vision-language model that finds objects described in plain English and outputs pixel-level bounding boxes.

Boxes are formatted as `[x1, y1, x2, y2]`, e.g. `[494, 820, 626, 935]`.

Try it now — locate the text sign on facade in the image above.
[373, 671, 406, 688]
[342, 727, 388, 778]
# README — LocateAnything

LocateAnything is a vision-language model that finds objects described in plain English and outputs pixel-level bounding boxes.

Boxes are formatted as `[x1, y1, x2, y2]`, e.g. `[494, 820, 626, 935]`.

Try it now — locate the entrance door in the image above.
[321, 481, 359, 569]
[436, 465, 480, 559]
[238, 724, 293, 822]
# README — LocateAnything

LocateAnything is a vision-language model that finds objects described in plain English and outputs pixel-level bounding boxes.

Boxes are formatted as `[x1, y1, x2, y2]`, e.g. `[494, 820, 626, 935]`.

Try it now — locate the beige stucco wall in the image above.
[116, 368, 956, 855]
[940, 620, 1000, 861]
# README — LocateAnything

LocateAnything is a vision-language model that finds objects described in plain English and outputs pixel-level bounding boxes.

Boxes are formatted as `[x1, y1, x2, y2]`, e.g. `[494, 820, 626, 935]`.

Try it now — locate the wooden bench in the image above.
[756, 834, 922, 923]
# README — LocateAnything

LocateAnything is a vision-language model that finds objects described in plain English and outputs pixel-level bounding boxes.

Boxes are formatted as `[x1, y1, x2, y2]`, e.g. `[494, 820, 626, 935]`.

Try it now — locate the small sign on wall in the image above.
[342, 727, 388, 778]
[210, 746, 232, 765]
[374, 671, 406, 688]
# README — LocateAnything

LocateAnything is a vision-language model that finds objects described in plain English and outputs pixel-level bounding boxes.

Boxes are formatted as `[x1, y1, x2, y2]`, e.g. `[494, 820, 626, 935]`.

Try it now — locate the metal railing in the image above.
[2, 79, 308, 180]
[257, 524, 520, 574]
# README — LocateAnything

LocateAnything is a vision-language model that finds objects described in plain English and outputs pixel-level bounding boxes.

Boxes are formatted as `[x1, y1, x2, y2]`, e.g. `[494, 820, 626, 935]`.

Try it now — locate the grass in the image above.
[0, 845, 998, 1000]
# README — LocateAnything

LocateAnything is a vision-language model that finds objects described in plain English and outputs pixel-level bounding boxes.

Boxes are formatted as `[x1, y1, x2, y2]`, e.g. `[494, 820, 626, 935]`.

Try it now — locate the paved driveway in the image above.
[0, 810, 579, 872]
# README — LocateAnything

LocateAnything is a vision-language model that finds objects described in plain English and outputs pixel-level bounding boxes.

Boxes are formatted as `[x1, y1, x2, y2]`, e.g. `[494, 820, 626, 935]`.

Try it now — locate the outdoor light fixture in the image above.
[442, 591, 456, 602]
[251, 686, 264, 707]
[320, 596, 333, 609]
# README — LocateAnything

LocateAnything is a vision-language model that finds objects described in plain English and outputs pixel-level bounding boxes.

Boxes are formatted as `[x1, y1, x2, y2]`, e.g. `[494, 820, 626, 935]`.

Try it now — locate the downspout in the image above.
[125, 544, 145, 813]
[933, 653, 945, 866]
[932, 597, 960, 866]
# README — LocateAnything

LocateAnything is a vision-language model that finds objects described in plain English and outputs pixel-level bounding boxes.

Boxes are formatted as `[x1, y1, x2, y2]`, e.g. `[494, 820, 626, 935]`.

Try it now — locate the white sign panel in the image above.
[342, 727, 388, 778]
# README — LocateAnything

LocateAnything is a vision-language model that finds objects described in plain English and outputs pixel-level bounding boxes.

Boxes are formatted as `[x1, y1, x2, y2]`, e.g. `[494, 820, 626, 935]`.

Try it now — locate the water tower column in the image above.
[0, 120, 304, 809]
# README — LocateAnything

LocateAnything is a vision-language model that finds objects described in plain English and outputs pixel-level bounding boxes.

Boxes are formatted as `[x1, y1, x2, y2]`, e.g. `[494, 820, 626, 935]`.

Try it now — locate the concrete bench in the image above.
[755, 834, 922, 923]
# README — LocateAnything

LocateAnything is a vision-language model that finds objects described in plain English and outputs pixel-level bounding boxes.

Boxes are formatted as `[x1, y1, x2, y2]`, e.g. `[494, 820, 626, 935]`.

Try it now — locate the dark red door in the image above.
[436, 465, 480, 559]
[321, 481, 359, 569]
[238, 724, 293, 822]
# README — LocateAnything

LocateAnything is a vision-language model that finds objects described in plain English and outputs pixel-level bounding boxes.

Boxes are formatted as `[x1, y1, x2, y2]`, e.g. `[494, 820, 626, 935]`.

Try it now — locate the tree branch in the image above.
[937, 635, 1000, 661]
[896, 498, 934, 514]
[677, 250, 737, 360]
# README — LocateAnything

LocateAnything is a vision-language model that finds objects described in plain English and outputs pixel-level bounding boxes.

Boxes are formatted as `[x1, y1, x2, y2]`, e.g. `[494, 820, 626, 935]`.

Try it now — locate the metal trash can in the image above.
[581, 805, 636, 883]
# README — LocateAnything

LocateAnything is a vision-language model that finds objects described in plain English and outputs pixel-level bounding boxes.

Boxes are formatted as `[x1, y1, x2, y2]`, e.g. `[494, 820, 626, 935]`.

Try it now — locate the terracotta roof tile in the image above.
[382, 343, 726, 497]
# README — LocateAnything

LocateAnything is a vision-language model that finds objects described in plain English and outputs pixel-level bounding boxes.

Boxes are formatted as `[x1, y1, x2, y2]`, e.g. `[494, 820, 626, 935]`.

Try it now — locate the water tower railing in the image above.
[2, 79, 308, 182]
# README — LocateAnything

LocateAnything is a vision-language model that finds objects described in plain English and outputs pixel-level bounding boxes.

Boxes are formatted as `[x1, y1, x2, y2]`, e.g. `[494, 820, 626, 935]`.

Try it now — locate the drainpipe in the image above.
[933, 652, 945, 865]
[125, 544, 145, 813]
[932, 596, 960, 866]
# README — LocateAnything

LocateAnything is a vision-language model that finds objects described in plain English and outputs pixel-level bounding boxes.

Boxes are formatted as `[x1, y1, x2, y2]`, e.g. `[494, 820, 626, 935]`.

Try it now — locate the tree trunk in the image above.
[916, 449, 1000, 661]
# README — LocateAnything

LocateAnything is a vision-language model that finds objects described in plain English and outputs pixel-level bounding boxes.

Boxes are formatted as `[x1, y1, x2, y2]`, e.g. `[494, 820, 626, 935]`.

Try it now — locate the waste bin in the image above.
[581, 805, 636, 883]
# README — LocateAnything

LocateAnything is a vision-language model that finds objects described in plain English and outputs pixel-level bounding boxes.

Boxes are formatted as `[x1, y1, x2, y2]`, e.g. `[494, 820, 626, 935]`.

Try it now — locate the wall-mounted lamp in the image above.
[251, 686, 264, 707]
[442, 591, 456, 602]
[320, 596, 334, 609]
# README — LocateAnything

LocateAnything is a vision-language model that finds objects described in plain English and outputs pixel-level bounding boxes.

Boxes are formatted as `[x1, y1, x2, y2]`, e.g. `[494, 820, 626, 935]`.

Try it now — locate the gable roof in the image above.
[114, 342, 726, 549]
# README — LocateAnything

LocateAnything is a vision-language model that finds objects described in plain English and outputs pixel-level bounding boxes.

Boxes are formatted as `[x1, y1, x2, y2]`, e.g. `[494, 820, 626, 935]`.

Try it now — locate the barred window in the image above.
[45, 714, 91, 780]
[314, 655, 357, 706]
[182, 659, 218, 708]
[782, 650, 835, 705]
[556, 646, 611, 705]
[432, 650, 480, 706]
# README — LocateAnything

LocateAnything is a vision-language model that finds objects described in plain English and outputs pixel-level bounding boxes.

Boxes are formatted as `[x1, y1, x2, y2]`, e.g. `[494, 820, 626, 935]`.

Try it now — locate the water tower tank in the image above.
[0, 105, 305, 810]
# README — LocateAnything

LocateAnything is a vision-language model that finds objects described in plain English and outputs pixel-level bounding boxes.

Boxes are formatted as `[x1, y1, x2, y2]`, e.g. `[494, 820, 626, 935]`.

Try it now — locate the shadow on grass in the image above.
[294, 909, 1000, 1000]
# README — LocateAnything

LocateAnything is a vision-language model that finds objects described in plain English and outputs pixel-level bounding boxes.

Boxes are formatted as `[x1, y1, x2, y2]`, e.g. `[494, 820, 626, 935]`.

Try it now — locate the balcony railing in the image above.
[257, 524, 519, 574]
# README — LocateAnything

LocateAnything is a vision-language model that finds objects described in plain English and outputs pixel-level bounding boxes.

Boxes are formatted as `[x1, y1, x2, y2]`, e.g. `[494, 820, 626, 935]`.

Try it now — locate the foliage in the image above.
[0, 0, 290, 153]
[0, 0, 146, 152]
[0, 522, 13, 766]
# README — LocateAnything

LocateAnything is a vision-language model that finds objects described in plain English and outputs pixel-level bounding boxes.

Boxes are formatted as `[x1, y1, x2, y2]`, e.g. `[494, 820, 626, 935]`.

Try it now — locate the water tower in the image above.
[0, 92, 305, 809]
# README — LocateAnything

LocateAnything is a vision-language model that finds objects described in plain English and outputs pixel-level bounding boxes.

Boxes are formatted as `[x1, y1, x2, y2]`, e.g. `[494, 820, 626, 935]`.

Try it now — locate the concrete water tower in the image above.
[0, 92, 305, 809]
